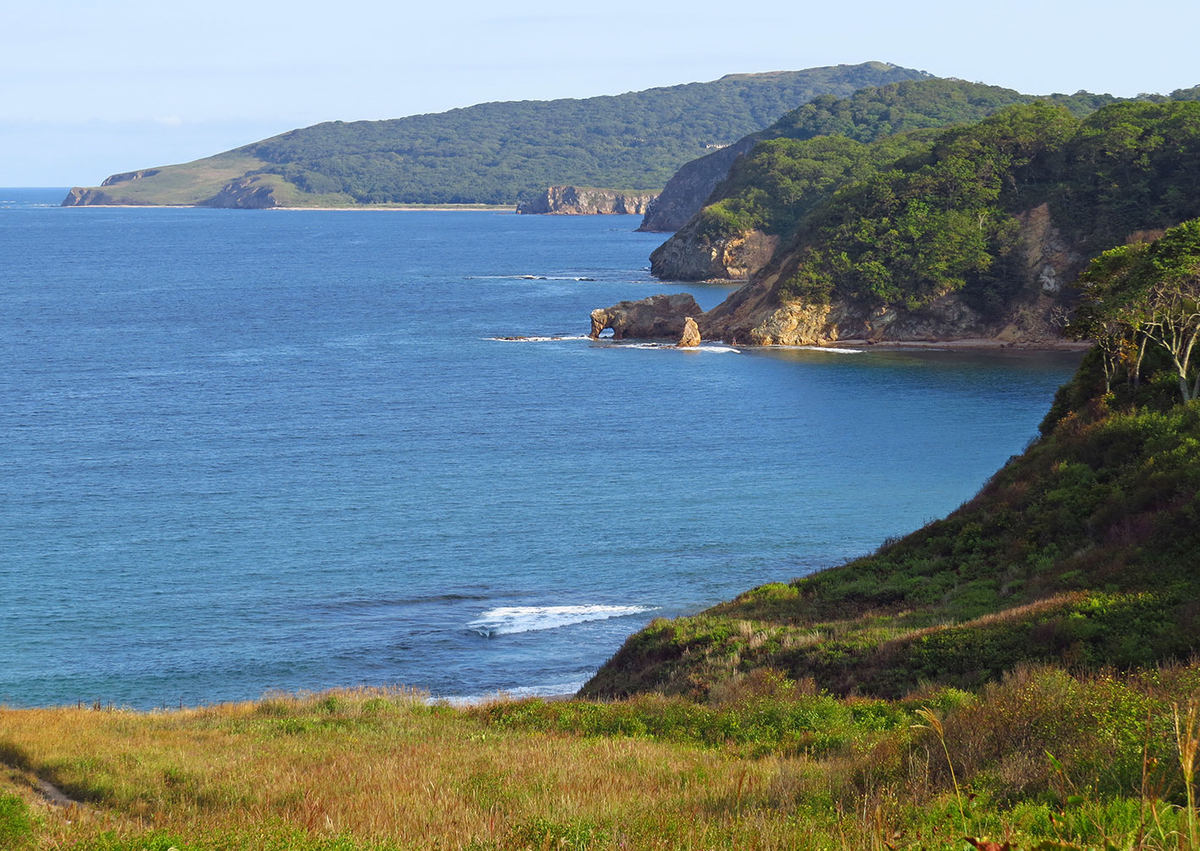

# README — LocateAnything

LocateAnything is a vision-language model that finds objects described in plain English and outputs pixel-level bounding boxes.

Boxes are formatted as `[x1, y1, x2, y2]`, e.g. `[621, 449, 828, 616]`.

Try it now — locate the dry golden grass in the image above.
[2, 672, 1200, 850]
[0, 688, 858, 850]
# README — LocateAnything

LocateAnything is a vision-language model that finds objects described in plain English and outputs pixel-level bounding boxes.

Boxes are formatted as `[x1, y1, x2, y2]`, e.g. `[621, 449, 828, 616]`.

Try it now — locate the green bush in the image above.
[0, 793, 32, 848]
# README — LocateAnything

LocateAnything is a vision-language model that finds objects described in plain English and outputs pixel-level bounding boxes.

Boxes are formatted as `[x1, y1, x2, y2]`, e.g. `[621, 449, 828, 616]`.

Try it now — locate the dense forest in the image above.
[768, 99, 1200, 318]
[688, 80, 1122, 243]
[64, 63, 928, 208]
[652, 81, 1200, 287]
[640, 78, 1113, 235]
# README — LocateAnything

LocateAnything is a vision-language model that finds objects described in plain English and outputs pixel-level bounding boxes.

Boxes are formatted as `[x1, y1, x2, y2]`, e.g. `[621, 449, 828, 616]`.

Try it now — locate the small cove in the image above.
[0, 190, 1082, 708]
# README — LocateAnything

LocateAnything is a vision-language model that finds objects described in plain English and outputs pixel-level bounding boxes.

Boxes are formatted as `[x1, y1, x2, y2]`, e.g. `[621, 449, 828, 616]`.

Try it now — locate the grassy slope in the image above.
[67, 63, 927, 208]
[64, 152, 278, 206]
[3, 672, 1200, 850]
[583, 348, 1200, 702]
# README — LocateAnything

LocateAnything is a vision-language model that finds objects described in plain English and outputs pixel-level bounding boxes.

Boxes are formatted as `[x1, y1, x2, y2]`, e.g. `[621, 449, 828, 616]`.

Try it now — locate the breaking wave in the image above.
[466, 604, 656, 637]
[778, 345, 863, 354]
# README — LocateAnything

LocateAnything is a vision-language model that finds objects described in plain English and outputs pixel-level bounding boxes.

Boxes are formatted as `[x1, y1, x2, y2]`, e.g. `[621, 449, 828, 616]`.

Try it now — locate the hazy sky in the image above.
[5, 0, 1199, 186]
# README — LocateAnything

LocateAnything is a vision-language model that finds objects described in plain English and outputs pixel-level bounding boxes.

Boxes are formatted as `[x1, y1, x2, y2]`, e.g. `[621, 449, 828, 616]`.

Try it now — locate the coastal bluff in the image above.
[596, 202, 1083, 347]
[516, 186, 658, 216]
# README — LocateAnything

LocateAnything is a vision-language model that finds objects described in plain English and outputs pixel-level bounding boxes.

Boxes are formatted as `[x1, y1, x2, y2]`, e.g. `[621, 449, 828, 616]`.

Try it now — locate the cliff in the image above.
[606, 203, 1079, 347]
[695, 202, 1083, 346]
[205, 175, 282, 209]
[636, 138, 758, 232]
[649, 220, 778, 281]
[516, 186, 657, 216]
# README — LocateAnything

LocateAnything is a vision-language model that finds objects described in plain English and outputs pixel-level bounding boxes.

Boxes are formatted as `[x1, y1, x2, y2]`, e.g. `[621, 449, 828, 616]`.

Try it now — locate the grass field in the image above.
[2, 663, 1199, 850]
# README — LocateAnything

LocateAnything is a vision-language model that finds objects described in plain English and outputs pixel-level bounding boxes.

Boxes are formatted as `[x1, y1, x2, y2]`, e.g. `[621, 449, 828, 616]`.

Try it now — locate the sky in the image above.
[5, 0, 1200, 186]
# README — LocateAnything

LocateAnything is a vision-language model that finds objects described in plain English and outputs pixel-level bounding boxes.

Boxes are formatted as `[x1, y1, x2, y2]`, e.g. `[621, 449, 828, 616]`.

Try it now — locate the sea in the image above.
[0, 188, 1082, 709]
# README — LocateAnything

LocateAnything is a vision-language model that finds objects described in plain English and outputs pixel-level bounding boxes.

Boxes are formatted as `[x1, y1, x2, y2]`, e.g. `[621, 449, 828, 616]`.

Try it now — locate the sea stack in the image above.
[677, 316, 701, 348]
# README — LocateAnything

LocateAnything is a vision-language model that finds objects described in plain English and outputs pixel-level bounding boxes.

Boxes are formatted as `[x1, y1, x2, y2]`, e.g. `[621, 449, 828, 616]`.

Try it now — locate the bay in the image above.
[0, 189, 1081, 708]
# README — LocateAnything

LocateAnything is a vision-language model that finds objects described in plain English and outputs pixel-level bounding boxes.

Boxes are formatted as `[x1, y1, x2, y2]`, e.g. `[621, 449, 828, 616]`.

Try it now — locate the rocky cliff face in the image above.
[62, 187, 124, 206]
[604, 205, 1088, 347]
[636, 138, 758, 232]
[205, 175, 281, 209]
[701, 204, 1085, 345]
[517, 186, 658, 215]
[649, 223, 778, 281]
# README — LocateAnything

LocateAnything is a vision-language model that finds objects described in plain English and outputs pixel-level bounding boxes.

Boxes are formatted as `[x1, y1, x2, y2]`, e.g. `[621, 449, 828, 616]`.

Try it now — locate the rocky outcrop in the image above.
[637, 138, 759, 232]
[650, 224, 779, 281]
[63, 169, 167, 205]
[204, 175, 281, 209]
[590, 294, 703, 340]
[517, 186, 658, 215]
[704, 285, 1002, 346]
[604, 205, 1087, 347]
[62, 187, 122, 206]
[677, 317, 701, 347]
[696, 204, 1083, 345]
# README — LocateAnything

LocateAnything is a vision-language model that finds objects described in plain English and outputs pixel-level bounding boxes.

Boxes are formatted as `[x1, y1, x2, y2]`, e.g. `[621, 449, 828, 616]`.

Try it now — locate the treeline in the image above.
[235, 63, 927, 205]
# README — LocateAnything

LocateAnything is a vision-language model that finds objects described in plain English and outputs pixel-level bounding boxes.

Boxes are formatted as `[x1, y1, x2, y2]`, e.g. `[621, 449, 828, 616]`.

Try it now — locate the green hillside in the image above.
[772, 100, 1200, 315]
[640, 78, 1115, 235]
[689, 82, 1120, 244]
[62, 62, 928, 208]
[651, 82, 1200, 284]
[587, 221, 1200, 701]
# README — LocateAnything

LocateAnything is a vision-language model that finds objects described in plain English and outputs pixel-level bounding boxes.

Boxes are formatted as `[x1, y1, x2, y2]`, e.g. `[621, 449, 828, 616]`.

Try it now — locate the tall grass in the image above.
[2, 665, 1200, 850]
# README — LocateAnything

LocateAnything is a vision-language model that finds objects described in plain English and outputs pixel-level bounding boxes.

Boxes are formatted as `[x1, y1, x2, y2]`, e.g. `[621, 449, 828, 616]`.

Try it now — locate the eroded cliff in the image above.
[602, 203, 1086, 347]
[516, 186, 658, 215]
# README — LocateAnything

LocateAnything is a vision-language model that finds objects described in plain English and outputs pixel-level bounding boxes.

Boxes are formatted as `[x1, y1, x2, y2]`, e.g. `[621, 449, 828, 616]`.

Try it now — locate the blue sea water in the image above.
[0, 188, 1082, 708]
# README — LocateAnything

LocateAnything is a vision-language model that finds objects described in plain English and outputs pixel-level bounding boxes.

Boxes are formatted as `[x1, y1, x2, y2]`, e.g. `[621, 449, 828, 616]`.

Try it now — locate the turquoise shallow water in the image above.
[0, 189, 1082, 708]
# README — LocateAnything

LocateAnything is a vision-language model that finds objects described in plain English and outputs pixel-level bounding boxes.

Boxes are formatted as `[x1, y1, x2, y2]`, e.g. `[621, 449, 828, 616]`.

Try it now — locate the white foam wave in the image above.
[777, 345, 863, 354]
[468, 275, 598, 282]
[466, 604, 656, 637]
[437, 679, 590, 706]
[489, 335, 591, 342]
[614, 343, 740, 354]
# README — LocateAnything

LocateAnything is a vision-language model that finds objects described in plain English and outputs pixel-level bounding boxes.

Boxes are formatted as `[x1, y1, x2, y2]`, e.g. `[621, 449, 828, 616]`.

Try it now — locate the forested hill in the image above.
[638, 77, 1076, 233]
[61, 62, 928, 209]
[691, 98, 1200, 346]
[648, 81, 1200, 279]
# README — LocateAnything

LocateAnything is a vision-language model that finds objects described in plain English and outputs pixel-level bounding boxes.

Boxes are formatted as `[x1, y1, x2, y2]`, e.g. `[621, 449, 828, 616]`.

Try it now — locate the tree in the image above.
[1141, 220, 1200, 401]
[1069, 242, 1151, 393]
[1070, 220, 1200, 402]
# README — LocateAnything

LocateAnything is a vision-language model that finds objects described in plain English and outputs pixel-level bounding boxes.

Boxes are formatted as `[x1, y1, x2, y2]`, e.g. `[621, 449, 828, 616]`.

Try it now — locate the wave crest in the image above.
[466, 604, 655, 637]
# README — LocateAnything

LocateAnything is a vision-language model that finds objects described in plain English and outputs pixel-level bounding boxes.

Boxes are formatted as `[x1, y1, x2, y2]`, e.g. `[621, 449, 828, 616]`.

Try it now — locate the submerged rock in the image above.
[589, 294, 703, 340]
